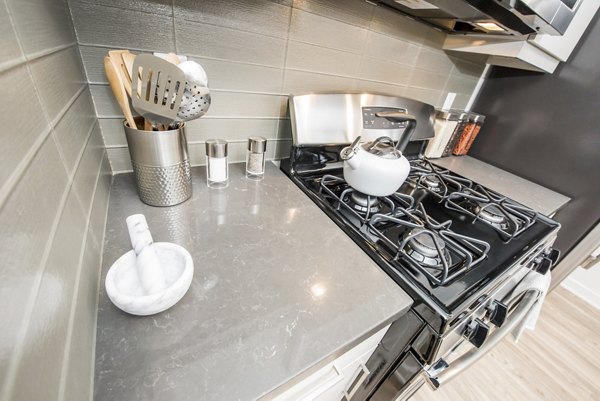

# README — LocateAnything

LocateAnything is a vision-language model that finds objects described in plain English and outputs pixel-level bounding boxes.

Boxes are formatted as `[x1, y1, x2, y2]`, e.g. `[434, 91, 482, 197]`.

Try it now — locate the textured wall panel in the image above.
[74, 0, 485, 173]
[0, 2, 110, 400]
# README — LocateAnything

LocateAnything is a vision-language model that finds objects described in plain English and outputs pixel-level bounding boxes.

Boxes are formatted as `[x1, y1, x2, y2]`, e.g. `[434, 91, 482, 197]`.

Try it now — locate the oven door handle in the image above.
[424, 288, 541, 389]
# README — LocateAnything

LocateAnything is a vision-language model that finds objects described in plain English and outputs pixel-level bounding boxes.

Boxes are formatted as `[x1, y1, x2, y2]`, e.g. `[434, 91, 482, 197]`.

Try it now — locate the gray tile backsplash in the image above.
[9, 0, 76, 57]
[0, 0, 111, 400]
[358, 58, 413, 86]
[70, 1, 176, 51]
[174, 0, 292, 38]
[28, 46, 86, 123]
[0, 64, 49, 202]
[289, 8, 369, 53]
[176, 19, 288, 66]
[0, 1, 23, 67]
[11, 188, 87, 401]
[293, 0, 374, 28]
[68, 0, 486, 173]
[286, 40, 362, 77]
[54, 88, 97, 175]
[190, 56, 285, 93]
[363, 31, 421, 67]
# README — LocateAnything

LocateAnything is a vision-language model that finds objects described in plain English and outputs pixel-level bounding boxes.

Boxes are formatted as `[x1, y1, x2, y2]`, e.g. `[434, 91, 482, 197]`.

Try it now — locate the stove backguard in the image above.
[288, 92, 435, 147]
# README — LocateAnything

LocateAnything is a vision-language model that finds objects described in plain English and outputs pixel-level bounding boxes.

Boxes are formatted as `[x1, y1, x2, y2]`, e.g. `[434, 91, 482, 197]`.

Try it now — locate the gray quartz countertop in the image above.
[94, 163, 412, 401]
[433, 156, 570, 216]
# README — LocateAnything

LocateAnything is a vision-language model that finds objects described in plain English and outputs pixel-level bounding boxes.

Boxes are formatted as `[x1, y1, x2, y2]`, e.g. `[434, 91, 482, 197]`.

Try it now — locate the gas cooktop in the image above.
[288, 156, 559, 317]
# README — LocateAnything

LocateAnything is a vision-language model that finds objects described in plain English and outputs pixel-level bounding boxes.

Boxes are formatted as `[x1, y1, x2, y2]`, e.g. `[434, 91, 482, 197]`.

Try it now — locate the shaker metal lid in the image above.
[472, 114, 486, 123]
[248, 136, 267, 153]
[435, 110, 468, 121]
[205, 139, 228, 157]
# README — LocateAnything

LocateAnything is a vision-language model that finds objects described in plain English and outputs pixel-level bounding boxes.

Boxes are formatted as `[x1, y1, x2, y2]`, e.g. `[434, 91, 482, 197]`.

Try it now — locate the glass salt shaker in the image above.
[246, 136, 267, 180]
[205, 139, 228, 189]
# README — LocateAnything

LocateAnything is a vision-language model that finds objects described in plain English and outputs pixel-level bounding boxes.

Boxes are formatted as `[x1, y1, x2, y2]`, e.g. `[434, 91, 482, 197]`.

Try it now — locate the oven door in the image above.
[370, 269, 544, 401]
[423, 285, 542, 390]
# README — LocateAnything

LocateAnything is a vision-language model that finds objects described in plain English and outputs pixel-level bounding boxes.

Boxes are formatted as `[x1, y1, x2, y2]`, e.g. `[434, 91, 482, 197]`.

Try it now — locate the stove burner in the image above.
[407, 159, 473, 199]
[319, 175, 396, 224]
[474, 204, 509, 228]
[445, 184, 538, 241]
[318, 173, 491, 286]
[349, 192, 381, 214]
[404, 228, 452, 268]
[421, 175, 442, 192]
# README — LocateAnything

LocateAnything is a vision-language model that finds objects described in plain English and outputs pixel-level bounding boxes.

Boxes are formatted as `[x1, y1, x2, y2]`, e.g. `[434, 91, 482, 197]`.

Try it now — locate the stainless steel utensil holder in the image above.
[124, 118, 192, 206]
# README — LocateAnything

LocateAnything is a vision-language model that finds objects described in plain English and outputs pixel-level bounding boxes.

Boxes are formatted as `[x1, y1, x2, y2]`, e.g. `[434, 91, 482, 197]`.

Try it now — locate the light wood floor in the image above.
[411, 287, 600, 401]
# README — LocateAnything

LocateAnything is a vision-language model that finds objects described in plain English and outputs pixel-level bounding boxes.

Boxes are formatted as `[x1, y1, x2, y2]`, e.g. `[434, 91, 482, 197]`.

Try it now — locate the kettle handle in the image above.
[366, 136, 395, 151]
[375, 111, 418, 151]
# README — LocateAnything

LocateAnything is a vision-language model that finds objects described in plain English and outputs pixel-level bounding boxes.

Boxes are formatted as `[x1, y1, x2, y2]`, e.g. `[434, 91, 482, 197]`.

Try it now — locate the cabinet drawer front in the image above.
[273, 324, 391, 401]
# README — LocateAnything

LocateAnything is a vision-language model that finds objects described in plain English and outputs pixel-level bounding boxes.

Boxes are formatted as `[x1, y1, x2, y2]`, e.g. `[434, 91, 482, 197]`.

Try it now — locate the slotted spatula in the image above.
[131, 54, 186, 128]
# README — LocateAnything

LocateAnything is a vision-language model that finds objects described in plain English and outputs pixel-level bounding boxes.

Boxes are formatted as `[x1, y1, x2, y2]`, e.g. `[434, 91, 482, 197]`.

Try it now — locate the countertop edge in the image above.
[256, 303, 411, 400]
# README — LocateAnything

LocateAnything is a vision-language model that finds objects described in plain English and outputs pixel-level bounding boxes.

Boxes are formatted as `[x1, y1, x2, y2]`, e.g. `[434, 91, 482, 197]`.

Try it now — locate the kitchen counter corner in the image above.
[94, 162, 412, 401]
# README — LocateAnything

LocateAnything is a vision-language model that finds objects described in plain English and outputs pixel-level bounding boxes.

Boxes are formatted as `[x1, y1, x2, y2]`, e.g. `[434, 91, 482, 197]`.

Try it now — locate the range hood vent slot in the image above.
[372, 0, 579, 37]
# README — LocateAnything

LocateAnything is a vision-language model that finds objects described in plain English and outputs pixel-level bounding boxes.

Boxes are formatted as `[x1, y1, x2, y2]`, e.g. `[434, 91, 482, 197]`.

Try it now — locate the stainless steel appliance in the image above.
[280, 92, 561, 400]
[372, 0, 580, 36]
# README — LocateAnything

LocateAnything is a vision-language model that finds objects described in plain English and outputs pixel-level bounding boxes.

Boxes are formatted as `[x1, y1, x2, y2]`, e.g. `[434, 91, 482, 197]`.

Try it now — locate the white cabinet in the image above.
[443, 0, 600, 73]
[272, 324, 390, 401]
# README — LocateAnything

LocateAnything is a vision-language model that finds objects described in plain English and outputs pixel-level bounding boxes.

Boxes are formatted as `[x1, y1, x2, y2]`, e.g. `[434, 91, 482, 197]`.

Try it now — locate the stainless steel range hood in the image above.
[374, 0, 580, 36]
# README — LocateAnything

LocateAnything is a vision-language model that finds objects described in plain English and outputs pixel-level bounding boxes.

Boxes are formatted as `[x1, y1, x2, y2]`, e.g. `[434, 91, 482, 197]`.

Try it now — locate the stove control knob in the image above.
[463, 318, 489, 348]
[537, 257, 552, 275]
[546, 248, 560, 264]
[486, 300, 508, 327]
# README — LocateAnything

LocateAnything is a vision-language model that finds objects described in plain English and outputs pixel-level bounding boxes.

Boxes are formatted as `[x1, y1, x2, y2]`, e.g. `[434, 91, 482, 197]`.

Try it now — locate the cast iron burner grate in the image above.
[445, 184, 538, 242]
[367, 203, 490, 286]
[316, 174, 490, 286]
[405, 159, 474, 200]
[318, 174, 413, 225]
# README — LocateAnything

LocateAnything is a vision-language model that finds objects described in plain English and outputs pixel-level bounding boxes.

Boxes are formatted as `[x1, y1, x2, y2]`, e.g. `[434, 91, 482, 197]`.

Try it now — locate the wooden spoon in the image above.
[121, 52, 136, 84]
[108, 51, 132, 97]
[104, 56, 136, 129]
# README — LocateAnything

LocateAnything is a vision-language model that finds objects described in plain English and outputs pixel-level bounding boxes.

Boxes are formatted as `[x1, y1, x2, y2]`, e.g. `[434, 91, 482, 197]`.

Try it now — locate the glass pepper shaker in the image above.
[205, 139, 228, 189]
[246, 136, 267, 180]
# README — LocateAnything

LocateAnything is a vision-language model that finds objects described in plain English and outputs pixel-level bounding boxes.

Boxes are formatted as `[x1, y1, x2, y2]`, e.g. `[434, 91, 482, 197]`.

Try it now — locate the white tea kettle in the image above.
[340, 136, 411, 197]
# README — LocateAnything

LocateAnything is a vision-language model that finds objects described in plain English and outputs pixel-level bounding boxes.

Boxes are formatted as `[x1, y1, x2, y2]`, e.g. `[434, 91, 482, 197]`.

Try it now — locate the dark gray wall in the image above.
[469, 13, 600, 258]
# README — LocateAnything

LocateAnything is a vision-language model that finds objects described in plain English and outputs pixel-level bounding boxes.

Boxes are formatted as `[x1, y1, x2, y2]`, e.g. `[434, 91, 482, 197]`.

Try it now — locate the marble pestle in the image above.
[126, 214, 167, 295]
